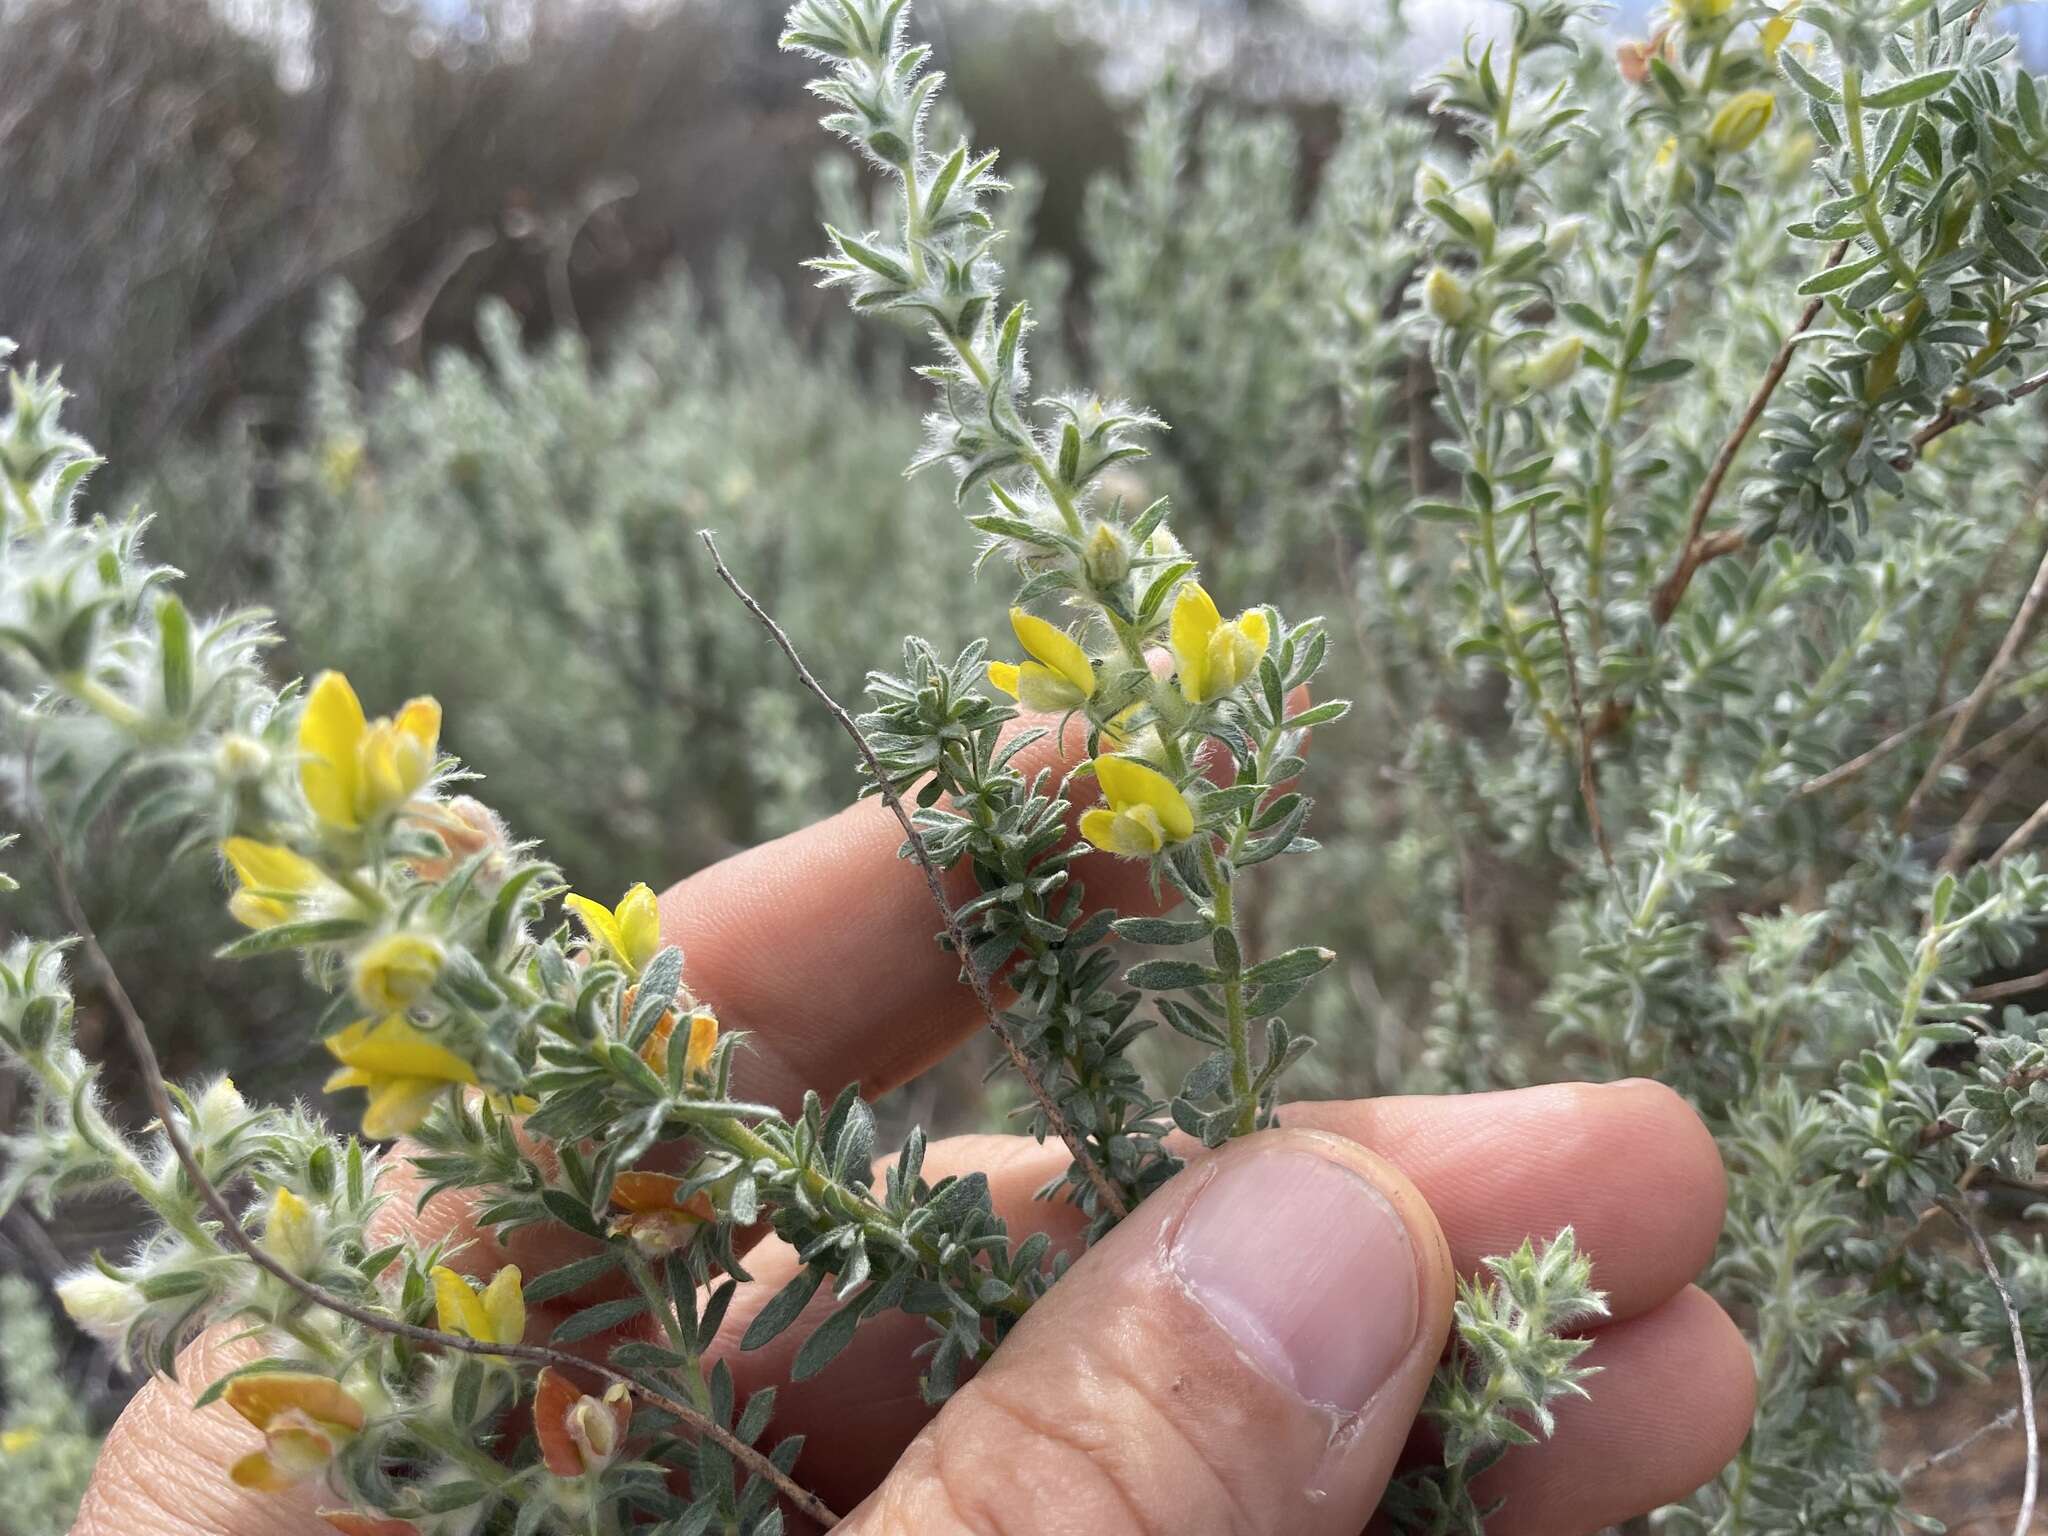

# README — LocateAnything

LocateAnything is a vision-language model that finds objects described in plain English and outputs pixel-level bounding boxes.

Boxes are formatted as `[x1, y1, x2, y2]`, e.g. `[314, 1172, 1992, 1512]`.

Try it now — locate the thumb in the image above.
[844, 1128, 1455, 1536]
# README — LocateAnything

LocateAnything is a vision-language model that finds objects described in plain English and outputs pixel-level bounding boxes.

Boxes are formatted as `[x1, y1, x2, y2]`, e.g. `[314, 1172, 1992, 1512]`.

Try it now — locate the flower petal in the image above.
[431, 1266, 490, 1340]
[394, 697, 442, 754]
[1170, 582, 1221, 702]
[359, 1078, 446, 1140]
[1009, 608, 1095, 698]
[224, 1373, 365, 1434]
[480, 1266, 525, 1347]
[615, 884, 662, 973]
[1078, 807, 1120, 854]
[221, 838, 325, 896]
[299, 673, 366, 829]
[534, 1367, 586, 1476]
[985, 661, 1022, 699]
[564, 894, 626, 964]
[1094, 755, 1196, 842]
[323, 1017, 477, 1086]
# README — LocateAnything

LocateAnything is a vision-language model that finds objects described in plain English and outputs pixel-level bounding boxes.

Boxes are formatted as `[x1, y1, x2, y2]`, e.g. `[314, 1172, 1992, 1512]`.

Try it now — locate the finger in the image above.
[1279, 1078, 1726, 1323]
[841, 1127, 1452, 1536]
[720, 1079, 1722, 1512]
[1471, 1285, 1756, 1536]
[655, 705, 1147, 1115]
[658, 678, 1308, 1118]
[72, 1332, 327, 1536]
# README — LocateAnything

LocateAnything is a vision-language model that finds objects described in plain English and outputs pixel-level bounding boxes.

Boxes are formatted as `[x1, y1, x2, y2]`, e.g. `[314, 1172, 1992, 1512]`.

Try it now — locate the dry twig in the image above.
[700, 531, 1131, 1221]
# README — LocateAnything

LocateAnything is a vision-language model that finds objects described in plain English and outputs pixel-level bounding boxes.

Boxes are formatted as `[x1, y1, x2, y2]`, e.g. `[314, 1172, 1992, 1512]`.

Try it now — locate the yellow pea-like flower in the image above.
[565, 882, 663, 977]
[221, 837, 333, 931]
[350, 932, 445, 1013]
[223, 1372, 365, 1491]
[1170, 582, 1271, 705]
[987, 607, 1097, 712]
[321, 1015, 478, 1140]
[431, 1265, 526, 1357]
[1079, 755, 1197, 858]
[299, 671, 442, 833]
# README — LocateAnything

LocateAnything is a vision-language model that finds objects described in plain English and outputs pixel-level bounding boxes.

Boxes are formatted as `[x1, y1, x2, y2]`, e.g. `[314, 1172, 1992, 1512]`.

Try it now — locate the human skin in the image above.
[72, 717, 1754, 1536]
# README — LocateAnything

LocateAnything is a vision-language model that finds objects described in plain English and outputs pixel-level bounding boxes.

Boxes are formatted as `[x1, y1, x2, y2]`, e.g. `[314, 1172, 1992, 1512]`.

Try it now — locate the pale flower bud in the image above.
[1708, 90, 1776, 156]
[1413, 162, 1450, 206]
[1423, 267, 1475, 326]
[1450, 195, 1495, 252]
[57, 1269, 144, 1342]
[193, 1073, 248, 1134]
[1081, 522, 1131, 588]
[262, 1187, 324, 1276]
[215, 733, 272, 784]
[1545, 217, 1584, 261]
[1525, 335, 1585, 392]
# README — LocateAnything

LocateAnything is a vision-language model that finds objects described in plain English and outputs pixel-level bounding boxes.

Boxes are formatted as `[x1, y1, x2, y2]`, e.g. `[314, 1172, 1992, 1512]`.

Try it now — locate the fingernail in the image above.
[1169, 1147, 1420, 1412]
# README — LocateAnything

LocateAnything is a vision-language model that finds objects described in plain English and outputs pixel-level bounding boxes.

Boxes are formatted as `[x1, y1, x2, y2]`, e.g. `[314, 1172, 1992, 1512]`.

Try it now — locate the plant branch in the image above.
[1649, 242, 1848, 629]
[1527, 504, 1617, 886]
[1936, 1195, 2038, 1536]
[22, 766, 841, 1530]
[699, 531, 1130, 1222]
[1795, 697, 1966, 799]
[1891, 367, 2048, 471]
[1901, 531, 2048, 829]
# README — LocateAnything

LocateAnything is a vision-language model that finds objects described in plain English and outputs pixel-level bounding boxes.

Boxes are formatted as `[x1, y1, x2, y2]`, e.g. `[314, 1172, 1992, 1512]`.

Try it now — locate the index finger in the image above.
[656, 706, 1158, 1115]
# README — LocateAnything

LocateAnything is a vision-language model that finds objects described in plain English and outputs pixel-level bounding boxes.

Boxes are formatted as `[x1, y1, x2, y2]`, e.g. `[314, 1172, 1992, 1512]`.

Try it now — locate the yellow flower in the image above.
[1708, 90, 1776, 155]
[1, 1428, 41, 1455]
[322, 1015, 478, 1140]
[262, 1187, 322, 1275]
[299, 671, 441, 832]
[221, 837, 334, 931]
[1675, 0, 1734, 22]
[565, 882, 663, 977]
[986, 607, 1097, 712]
[431, 1265, 525, 1358]
[224, 1372, 366, 1491]
[1079, 755, 1197, 858]
[1170, 583, 1271, 705]
[1760, 3, 1797, 58]
[350, 932, 444, 1013]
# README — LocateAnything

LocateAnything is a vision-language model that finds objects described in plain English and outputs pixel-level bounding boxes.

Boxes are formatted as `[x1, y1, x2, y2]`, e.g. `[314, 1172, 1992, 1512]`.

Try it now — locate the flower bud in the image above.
[56, 1269, 143, 1342]
[537, 1368, 633, 1478]
[1494, 335, 1585, 397]
[350, 932, 445, 1013]
[1450, 195, 1496, 252]
[1545, 217, 1584, 261]
[215, 733, 272, 784]
[193, 1074, 248, 1135]
[408, 795, 510, 884]
[1081, 522, 1131, 588]
[1708, 90, 1776, 155]
[1413, 162, 1450, 206]
[1423, 267, 1475, 325]
[1677, 0, 1735, 24]
[262, 1187, 324, 1276]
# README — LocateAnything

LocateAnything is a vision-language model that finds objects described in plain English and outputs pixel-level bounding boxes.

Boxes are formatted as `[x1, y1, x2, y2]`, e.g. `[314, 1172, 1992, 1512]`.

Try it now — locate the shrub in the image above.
[6, 0, 2048, 1531]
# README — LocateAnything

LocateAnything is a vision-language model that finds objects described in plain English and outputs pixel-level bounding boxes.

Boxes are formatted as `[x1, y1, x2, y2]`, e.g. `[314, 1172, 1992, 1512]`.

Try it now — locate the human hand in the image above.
[73, 724, 1752, 1536]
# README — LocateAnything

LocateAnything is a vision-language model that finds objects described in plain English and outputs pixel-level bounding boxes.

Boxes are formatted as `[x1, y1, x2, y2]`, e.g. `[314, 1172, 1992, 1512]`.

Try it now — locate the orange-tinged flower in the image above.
[608, 1172, 714, 1257]
[535, 1367, 633, 1478]
[299, 671, 441, 832]
[223, 1372, 365, 1491]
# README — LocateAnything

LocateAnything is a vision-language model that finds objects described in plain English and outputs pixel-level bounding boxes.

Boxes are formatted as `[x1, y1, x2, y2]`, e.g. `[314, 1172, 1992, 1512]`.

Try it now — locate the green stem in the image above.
[1199, 840, 1255, 1138]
